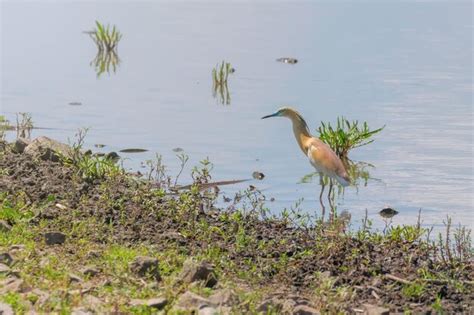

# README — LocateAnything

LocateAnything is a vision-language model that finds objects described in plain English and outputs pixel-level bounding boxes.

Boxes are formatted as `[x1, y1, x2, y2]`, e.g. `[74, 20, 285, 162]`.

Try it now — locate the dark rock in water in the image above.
[44, 232, 66, 245]
[252, 171, 265, 180]
[229, 68, 236, 73]
[178, 259, 217, 288]
[276, 57, 298, 64]
[24, 136, 73, 162]
[379, 207, 398, 218]
[105, 152, 120, 161]
[119, 148, 148, 153]
[172, 147, 184, 153]
[69, 102, 82, 106]
[12, 138, 31, 154]
[129, 256, 161, 280]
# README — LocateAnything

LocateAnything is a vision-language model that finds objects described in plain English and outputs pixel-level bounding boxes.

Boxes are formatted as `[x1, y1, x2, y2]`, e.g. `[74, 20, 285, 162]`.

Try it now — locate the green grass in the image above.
[317, 116, 384, 159]
[88, 21, 122, 52]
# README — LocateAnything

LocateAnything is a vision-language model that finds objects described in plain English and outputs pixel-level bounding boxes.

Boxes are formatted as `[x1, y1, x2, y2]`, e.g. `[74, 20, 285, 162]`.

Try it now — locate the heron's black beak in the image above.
[261, 112, 278, 119]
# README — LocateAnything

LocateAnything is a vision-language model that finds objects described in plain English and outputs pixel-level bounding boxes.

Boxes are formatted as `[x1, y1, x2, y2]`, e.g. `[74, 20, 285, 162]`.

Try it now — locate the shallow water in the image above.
[1, 1, 472, 231]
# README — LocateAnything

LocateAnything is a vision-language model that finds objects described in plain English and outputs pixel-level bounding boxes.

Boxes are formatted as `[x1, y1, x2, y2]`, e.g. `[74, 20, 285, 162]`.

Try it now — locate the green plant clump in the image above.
[88, 21, 122, 52]
[317, 117, 384, 159]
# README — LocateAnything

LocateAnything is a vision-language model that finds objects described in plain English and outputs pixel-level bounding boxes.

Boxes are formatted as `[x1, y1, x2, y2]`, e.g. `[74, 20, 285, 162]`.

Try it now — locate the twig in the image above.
[384, 274, 412, 285]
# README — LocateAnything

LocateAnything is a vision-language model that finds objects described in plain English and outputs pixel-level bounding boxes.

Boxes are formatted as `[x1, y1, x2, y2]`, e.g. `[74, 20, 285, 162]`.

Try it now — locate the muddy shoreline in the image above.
[0, 137, 472, 314]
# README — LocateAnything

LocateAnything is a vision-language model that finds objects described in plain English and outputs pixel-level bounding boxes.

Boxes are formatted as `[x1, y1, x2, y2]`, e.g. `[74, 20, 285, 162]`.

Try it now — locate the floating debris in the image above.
[270, 197, 275, 202]
[252, 171, 265, 180]
[68, 102, 82, 106]
[276, 57, 298, 64]
[94, 144, 106, 148]
[379, 207, 399, 219]
[119, 148, 148, 153]
[172, 147, 184, 153]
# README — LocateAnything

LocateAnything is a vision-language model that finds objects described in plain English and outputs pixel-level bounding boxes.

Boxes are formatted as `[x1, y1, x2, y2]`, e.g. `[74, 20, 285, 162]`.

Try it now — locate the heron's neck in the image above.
[289, 114, 312, 154]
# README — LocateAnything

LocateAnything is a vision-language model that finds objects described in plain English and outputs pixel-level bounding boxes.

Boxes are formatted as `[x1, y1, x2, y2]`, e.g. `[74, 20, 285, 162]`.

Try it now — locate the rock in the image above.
[82, 295, 103, 310]
[173, 291, 214, 311]
[257, 299, 283, 313]
[24, 136, 73, 162]
[198, 306, 219, 315]
[12, 137, 31, 154]
[0, 263, 10, 274]
[130, 297, 168, 310]
[0, 277, 24, 294]
[129, 256, 161, 280]
[80, 266, 100, 277]
[71, 308, 93, 315]
[208, 288, 235, 306]
[179, 259, 217, 288]
[362, 304, 390, 315]
[9, 244, 26, 251]
[293, 305, 320, 315]
[85, 250, 101, 259]
[0, 302, 14, 315]
[30, 288, 50, 306]
[69, 273, 83, 283]
[44, 232, 66, 245]
[0, 220, 12, 232]
[0, 253, 13, 266]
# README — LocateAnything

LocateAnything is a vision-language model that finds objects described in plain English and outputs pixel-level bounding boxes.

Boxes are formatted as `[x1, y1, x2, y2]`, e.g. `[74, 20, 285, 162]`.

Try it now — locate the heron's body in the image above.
[262, 107, 350, 186]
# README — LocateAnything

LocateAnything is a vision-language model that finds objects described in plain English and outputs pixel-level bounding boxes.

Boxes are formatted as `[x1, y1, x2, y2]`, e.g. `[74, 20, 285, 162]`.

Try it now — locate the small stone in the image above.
[0, 253, 13, 266]
[82, 295, 103, 309]
[69, 273, 83, 283]
[257, 299, 283, 313]
[198, 306, 219, 315]
[208, 288, 235, 306]
[12, 137, 31, 154]
[44, 232, 66, 245]
[130, 297, 168, 310]
[85, 250, 101, 259]
[129, 256, 161, 280]
[0, 263, 10, 274]
[71, 308, 93, 315]
[293, 304, 320, 315]
[362, 304, 390, 315]
[174, 291, 214, 311]
[0, 302, 14, 315]
[179, 259, 217, 288]
[0, 220, 12, 232]
[30, 288, 50, 306]
[9, 244, 25, 251]
[0, 277, 24, 294]
[80, 266, 100, 277]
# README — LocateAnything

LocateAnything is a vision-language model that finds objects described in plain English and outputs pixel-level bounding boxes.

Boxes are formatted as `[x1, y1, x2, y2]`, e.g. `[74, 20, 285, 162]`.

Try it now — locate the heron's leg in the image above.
[327, 178, 334, 222]
[318, 173, 326, 221]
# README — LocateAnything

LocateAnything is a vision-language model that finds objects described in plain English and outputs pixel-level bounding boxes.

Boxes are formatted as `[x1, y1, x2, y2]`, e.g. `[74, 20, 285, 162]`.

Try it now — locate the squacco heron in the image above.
[262, 107, 351, 187]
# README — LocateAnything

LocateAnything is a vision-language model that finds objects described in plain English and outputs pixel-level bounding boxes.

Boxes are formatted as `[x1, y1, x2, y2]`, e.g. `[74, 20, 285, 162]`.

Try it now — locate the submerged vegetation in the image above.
[212, 61, 234, 105]
[317, 116, 385, 159]
[0, 135, 472, 313]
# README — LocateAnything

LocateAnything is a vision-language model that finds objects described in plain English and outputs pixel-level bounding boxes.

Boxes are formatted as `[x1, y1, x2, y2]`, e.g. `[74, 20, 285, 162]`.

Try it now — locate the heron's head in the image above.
[261, 107, 296, 119]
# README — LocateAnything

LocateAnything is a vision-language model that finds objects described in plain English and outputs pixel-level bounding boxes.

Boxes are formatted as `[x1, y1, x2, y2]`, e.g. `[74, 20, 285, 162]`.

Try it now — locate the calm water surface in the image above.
[1, 1, 472, 231]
